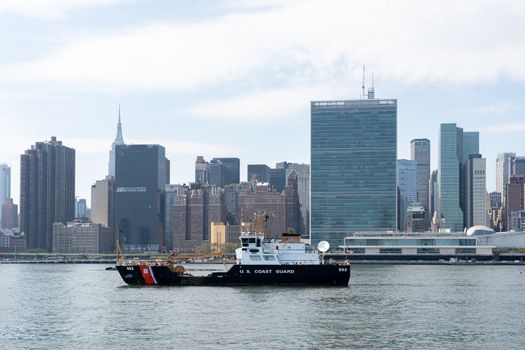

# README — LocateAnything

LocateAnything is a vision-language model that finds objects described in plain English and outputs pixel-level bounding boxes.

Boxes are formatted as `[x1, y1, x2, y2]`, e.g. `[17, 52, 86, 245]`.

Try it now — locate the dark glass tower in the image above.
[114, 144, 169, 252]
[212, 158, 240, 185]
[311, 99, 397, 247]
[20, 137, 75, 251]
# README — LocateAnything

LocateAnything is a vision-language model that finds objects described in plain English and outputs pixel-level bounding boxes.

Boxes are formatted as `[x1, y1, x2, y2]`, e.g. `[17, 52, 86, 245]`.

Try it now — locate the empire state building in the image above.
[108, 105, 125, 177]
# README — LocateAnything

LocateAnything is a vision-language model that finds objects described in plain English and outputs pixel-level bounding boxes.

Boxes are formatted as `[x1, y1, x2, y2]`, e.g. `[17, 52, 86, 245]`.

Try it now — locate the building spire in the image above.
[114, 103, 124, 144]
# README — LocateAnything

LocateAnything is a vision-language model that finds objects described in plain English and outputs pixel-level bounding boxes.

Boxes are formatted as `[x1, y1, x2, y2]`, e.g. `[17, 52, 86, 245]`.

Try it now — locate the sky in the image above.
[0, 0, 524, 206]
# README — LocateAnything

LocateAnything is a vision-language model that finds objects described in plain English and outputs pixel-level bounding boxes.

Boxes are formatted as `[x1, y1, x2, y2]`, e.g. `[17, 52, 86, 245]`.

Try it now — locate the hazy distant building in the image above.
[247, 164, 271, 183]
[223, 182, 252, 225]
[505, 175, 525, 229]
[397, 160, 418, 202]
[75, 198, 88, 219]
[1, 198, 18, 229]
[270, 168, 286, 193]
[405, 202, 426, 233]
[510, 211, 525, 231]
[238, 183, 287, 239]
[285, 172, 303, 234]
[397, 159, 417, 231]
[311, 98, 397, 246]
[284, 163, 310, 236]
[164, 184, 183, 250]
[91, 175, 115, 232]
[52, 221, 113, 254]
[490, 191, 502, 209]
[114, 144, 169, 252]
[20, 137, 75, 251]
[438, 124, 479, 232]
[512, 156, 525, 176]
[429, 170, 439, 222]
[208, 159, 225, 187]
[410, 139, 430, 219]
[496, 152, 515, 201]
[464, 154, 489, 227]
[212, 158, 240, 186]
[170, 185, 227, 251]
[0, 164, 10, 227]
[195, 156, 209, 184]
[108, 107, 125, 177]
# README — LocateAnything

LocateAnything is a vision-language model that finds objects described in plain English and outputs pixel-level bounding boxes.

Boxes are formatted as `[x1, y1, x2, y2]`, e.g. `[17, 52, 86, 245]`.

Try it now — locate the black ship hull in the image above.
[116, 264, 350, 286]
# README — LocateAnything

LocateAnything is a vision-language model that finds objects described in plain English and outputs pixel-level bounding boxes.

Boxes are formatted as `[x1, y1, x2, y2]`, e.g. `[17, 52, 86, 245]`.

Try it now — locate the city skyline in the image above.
[0, 1, 524, 205]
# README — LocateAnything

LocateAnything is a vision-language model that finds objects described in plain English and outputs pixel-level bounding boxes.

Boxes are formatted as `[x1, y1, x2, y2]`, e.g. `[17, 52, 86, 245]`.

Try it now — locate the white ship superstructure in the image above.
[235, 232, 321, 265]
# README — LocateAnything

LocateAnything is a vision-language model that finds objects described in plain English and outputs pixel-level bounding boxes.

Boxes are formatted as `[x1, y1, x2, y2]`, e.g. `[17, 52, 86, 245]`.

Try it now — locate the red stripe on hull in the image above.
[139, 264, 157, 285]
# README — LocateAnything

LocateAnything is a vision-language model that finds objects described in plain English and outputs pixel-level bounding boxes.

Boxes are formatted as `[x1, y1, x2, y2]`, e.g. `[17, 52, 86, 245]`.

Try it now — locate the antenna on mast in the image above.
[361, 65, 365, 99]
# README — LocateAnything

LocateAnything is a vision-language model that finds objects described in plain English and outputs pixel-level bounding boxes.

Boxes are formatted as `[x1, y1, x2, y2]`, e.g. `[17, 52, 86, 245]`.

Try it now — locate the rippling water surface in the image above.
[1, 264, 525, 349]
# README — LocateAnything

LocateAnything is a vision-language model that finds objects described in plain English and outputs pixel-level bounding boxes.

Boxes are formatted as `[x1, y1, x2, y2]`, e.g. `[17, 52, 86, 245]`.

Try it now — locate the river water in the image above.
[1, 264, 524, 349]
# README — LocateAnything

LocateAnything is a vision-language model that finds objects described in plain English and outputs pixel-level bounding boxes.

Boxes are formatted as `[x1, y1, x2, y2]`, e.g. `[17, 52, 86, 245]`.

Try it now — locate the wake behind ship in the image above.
[116, 232, 350, 286]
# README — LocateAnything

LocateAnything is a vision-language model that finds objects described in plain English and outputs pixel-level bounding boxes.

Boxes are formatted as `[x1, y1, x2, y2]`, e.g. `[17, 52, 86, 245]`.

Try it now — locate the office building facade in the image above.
[496, 152, 516, 201]
[465, 155, 489, 227]
[1, 198, 18, 229]
[311, 99, 397, 247]
[0, 164, 10, 226]
[238, 183, 287, 239]
[438, 124, 479, 232]
[114, 144, 169, 252]
[410, 139, 430, 219]
[170, 185, 227, 251]
[91, 175, 115, 233]
[212, 158, 240, 186]
[247, 164, 271, 183]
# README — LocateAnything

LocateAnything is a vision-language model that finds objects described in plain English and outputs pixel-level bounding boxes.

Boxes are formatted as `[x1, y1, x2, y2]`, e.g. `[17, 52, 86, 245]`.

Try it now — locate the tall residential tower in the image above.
[20, 137, 75, 251]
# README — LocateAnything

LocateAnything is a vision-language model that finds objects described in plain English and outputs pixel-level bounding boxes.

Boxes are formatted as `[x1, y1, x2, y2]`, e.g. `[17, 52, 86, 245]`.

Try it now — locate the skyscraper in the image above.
[429, 170, 439, 221]
[438, 124, 479, 232]
[285, 171, 303, 234]
[75, 198, 88, 218]
[410, 139, 430, 219]
[91, 175, 115, 229]
[238, 184, 287, 239]
[311, 98, 397, 246]
[247, 164, 271, 183]
[114, 144, 169, 252]
[170, 185, 226, 251]
[195, 156, 209, 184]
[0, 164, 10, 226]
[464, 154, 489, 227]
[20, 137, 75, 251]
[397, 159, 417, 231]
[269, 168, 286, 192]
[212, 158, 240, 185]
[108, 106, 125, 177]
[284, 163, 310, 236]
[512, 156, 525, 176]
[496, 152, 516, 200]
[1, 198, 18, 229]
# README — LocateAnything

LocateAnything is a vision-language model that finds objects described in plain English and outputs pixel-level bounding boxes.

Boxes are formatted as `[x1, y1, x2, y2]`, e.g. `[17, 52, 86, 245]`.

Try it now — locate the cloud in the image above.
[0, 0, 125, 19]
[462, 101, 520, 116]
[479, 122, 525, 134]
[2, 0, 525, 91]
[184, 84, 348, 122]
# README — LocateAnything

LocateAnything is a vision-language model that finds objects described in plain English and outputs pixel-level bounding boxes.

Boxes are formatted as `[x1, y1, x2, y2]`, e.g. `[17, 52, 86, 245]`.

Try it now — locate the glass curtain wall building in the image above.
[311, 99, 397, 247]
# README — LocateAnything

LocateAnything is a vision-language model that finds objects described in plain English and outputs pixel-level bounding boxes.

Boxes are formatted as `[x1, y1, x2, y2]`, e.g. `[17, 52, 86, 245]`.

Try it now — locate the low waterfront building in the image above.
[341, 231, 493, 256]
[52, 222, 113, 254]
[0, 228, 26, 253]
